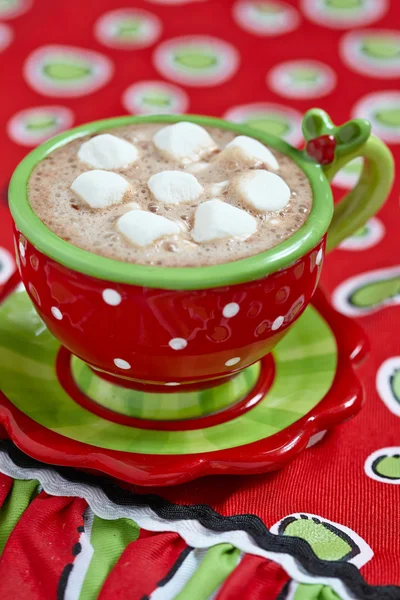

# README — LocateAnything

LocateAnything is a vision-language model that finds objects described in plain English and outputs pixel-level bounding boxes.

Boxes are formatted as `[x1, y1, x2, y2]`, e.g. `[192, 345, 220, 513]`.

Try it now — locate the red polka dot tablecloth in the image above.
[0, 1, 399, 599]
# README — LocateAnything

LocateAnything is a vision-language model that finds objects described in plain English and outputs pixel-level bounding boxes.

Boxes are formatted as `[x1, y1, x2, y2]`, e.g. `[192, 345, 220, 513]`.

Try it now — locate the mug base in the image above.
[90, 369, 245, 393]
[56, 347, 275, 429]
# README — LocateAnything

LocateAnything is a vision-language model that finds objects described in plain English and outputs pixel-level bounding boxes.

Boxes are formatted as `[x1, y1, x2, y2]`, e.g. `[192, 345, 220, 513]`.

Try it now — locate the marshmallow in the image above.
[237, 170, 291, 212]
[124, 202, 141, 211]
[78, 134, 138, 170]
[222, 136, 279, 170]
[209, 180, 228, 196]
[153, 122, 217, 164]
[186, 161, 209, 173]
[148, 171, 203, 205]
[117, 209, 180, 247]
[71, 170, 130, 209]
[192, 199, 257, 243]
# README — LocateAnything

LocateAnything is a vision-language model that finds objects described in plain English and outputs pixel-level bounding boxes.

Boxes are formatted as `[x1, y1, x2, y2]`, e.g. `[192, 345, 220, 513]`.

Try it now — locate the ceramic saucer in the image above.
[0, 284, 367, 486]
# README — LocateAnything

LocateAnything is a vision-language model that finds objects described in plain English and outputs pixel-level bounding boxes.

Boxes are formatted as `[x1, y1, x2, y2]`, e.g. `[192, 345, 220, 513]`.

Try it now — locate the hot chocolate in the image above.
[28, 121, 312, 267]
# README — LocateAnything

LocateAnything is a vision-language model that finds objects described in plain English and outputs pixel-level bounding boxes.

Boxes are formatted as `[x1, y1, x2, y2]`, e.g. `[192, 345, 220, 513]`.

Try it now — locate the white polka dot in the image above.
[169, 338, 187, 350]
[102, 288, 122, 306]
[165, 382, 180, 386]
[222, 302, 240, 318]
[225, 357, 241, 367]
[316, 248, 323, 266]
[51, 306, 63, 320]
[18, 240, 25, 258]
[272, 316, 284, 331]
[114, 358, 131, 370]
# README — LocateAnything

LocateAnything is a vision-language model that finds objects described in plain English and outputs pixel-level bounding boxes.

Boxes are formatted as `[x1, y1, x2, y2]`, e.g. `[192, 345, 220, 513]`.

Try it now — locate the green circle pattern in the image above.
[0, 290, 337, 455]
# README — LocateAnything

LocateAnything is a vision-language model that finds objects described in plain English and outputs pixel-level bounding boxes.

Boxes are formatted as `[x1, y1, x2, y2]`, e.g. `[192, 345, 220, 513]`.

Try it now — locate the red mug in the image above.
[9, 113, 394, 393]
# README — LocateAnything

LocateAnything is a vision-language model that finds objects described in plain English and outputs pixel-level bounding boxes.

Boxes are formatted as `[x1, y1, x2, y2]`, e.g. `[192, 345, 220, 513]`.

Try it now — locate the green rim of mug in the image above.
[9, 114, 332, 290]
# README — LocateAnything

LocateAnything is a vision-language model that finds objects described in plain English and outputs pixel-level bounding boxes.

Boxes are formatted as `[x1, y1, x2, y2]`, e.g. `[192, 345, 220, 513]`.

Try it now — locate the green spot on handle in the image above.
[302, 109, 335, 140]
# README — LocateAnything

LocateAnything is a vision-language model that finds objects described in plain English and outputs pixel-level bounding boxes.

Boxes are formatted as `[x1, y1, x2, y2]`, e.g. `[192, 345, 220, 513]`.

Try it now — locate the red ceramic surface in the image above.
[15, 228, 325, 389]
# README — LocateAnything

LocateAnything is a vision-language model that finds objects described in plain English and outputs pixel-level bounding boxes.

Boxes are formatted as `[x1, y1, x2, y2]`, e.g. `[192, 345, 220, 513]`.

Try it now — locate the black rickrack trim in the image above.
[0, 440, 399, 600]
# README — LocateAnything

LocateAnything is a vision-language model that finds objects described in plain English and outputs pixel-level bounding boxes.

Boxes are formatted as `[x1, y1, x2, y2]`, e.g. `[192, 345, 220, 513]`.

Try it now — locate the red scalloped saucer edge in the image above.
[0, 283, 368, 487]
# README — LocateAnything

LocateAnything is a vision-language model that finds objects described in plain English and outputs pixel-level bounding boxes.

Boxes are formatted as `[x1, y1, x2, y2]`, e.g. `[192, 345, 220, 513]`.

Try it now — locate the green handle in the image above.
[302, 109, 395, 252]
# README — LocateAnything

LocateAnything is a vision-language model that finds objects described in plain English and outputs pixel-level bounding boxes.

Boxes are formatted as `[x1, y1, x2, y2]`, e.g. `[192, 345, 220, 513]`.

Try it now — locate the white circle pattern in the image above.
[102, 289, 122, 306]
[222, 302, 240, 318]
[114, 358, 131, 369]
[153, 35, 240, 87]
[169, 338, 188, 350]
[51, 306, 63, 320]
[272, 316, 284, 331]
[267, 59, 336, 100]
[225, 357, 241, 367]
[94, 9, 162, 50]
